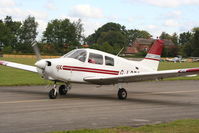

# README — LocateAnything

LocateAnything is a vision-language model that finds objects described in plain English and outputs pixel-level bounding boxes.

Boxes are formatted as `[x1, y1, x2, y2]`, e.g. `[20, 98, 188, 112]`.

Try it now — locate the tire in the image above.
[49, 89, 57, 99]
[59, 85, 68, 95]
[118, 88, 127, 100]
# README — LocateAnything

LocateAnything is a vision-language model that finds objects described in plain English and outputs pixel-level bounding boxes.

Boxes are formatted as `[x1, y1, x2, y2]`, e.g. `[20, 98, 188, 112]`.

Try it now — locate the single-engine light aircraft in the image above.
[1, 40, 199, 99]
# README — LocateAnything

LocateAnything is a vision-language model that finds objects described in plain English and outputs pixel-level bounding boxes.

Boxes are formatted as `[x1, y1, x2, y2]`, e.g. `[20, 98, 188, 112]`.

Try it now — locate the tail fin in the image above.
[140, 40, 164, 71]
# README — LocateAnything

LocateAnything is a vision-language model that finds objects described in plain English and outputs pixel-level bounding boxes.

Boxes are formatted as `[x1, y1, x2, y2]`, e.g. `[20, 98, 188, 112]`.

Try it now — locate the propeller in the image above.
[32, 42, 49, 79]
[32, 41, 47, 69]
[31, 42, 55, 88]
[32, 42, 41, 61]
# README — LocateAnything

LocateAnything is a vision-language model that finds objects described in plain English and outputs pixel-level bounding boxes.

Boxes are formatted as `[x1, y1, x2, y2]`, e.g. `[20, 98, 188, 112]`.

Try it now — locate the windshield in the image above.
[62, 50, 75, 57]
[63, 50, 87, 62]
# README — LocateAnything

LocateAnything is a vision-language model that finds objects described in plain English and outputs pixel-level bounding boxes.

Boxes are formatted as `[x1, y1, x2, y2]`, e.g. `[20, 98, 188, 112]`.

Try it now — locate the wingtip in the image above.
[0, 60, 5, 65]
[179, 68, 199, 73]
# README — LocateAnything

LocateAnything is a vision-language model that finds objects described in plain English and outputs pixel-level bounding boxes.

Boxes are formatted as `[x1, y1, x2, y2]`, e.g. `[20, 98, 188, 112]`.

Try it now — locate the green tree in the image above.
[127, 29, 151, 44]
[192, 30, 199, 56]
[100, 42, 114, 54]
[73, 19, 84, 44]
[192, 27, 199, 33]
[85, 22, 127, 45]
[181, 44, 192, 57]
[43, 18, 82, 54]
[179, 32, 192, 45]
[160, 32, 171, 40]
[2, 45, 13, 53]
[4, 16, 21, 50]
[89, 43, 101, 50]
[179, 31, 193, 57]
[160, 32, 179, 45]
[97, 31, 127, 47]
[85, 22, 128, 55]
[171, 32, 178, 45]
[18, 16, 38, 53]
[162, 47, 169, 57]
[0, 22, 10, 47]
[160, 32, 180, 56]
[89, 42, 121, 55]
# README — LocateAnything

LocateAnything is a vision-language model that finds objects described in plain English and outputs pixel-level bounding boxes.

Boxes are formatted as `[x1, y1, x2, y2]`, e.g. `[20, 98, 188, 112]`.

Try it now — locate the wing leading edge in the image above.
[84, 68, 199, 85]
[0, 60, 37, 73]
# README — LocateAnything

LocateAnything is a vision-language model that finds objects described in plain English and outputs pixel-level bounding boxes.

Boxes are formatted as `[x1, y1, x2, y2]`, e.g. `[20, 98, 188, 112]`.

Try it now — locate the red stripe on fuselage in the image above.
[144, 58, 160, 61]
[63, 68, 119, 75]
[62, 66, 119, 75]
[63, 65, 119, 73]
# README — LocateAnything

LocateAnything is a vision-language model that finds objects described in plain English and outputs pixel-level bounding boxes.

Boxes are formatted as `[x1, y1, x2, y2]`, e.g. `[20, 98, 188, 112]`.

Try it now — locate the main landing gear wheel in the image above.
[59, 85, 68, 95]
[49, 89, 57, 99]
[118, 88, 127, 100]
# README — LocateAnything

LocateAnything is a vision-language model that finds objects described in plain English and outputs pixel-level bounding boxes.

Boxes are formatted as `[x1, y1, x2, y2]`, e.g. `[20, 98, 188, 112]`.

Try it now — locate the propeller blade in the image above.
[32, 42, 41, 61]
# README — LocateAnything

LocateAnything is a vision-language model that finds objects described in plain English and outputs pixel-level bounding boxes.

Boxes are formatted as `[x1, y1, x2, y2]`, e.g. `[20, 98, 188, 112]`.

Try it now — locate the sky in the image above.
[0, 0, 199, 39]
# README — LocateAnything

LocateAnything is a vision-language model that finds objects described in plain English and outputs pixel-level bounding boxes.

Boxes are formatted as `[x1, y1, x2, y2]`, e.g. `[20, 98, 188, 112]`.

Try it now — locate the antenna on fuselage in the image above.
[116, 47, 124, 56]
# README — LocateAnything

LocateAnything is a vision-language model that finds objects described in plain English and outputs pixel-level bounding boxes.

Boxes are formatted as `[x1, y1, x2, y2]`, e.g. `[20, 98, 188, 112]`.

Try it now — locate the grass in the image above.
[0, 57, 47, 86]
[0, 57, 199, 86]
[158, 62, 199, 80]
[46, 119, 199, 133]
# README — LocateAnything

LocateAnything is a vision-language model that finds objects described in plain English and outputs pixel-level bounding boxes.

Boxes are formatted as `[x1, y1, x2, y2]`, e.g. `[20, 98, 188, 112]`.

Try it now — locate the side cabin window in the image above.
[63, 50, 87, 62]
[88, 53, 103, 65]
[105, 56, 114, 66]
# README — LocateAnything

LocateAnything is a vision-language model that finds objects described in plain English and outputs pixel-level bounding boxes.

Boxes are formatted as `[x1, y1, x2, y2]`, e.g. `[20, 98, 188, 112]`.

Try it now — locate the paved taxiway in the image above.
[1, 80, 199, 133]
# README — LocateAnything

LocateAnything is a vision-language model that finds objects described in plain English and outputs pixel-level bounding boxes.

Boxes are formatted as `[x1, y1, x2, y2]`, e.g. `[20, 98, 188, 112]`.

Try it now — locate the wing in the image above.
[0, 60, 37, 73]
[84, 68, 199, 85]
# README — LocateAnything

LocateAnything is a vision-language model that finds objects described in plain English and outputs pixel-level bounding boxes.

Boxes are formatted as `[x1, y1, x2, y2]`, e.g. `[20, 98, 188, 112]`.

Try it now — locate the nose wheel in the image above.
[49, 88, 58, 99]
[118, 88, 127, 100]
[49, 82, 58, 99]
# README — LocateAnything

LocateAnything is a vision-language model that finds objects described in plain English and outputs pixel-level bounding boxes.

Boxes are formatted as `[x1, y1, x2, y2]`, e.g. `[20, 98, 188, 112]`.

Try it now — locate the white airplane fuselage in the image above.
[39, 49, 153, 84]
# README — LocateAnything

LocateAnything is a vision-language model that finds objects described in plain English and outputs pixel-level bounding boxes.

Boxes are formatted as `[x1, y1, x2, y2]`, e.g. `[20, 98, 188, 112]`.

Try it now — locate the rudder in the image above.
[140, 40, 164, 71]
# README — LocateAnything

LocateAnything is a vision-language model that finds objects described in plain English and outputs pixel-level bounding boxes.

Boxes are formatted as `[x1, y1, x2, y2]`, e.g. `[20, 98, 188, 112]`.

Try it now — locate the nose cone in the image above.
[35, 60, 46, 69]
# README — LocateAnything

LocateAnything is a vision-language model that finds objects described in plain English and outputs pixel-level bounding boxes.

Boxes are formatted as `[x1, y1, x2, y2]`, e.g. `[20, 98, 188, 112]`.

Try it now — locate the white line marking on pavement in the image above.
[0, 98, 80, 104]
[153, 90, 199, 94]
[0, 99, 49, 104]
[132, 119, 150, 122]
[135, 90, 199, 96]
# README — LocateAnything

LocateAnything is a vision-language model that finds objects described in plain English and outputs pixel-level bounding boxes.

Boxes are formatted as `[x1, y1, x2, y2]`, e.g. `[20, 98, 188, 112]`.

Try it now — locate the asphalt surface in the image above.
[1, 80, 199, 133]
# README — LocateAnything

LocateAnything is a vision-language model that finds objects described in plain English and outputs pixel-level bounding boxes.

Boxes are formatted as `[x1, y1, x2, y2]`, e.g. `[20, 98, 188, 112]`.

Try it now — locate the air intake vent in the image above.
[46, 61, 51, 66]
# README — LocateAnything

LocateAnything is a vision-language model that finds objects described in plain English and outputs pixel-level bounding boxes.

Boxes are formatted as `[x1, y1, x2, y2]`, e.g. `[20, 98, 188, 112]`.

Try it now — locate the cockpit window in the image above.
[63, 50, 75, 57]
[63, 50, 87, 62]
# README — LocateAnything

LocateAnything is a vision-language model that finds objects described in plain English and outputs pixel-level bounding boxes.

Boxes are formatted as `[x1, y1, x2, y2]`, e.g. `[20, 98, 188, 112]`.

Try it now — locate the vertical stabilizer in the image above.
[140, 40, 164, 71]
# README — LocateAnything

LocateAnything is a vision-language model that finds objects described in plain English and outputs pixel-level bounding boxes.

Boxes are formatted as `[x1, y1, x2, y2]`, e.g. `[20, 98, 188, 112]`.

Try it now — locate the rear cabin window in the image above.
[105, 56, 114, 66]
[88, 53, 103, 65]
